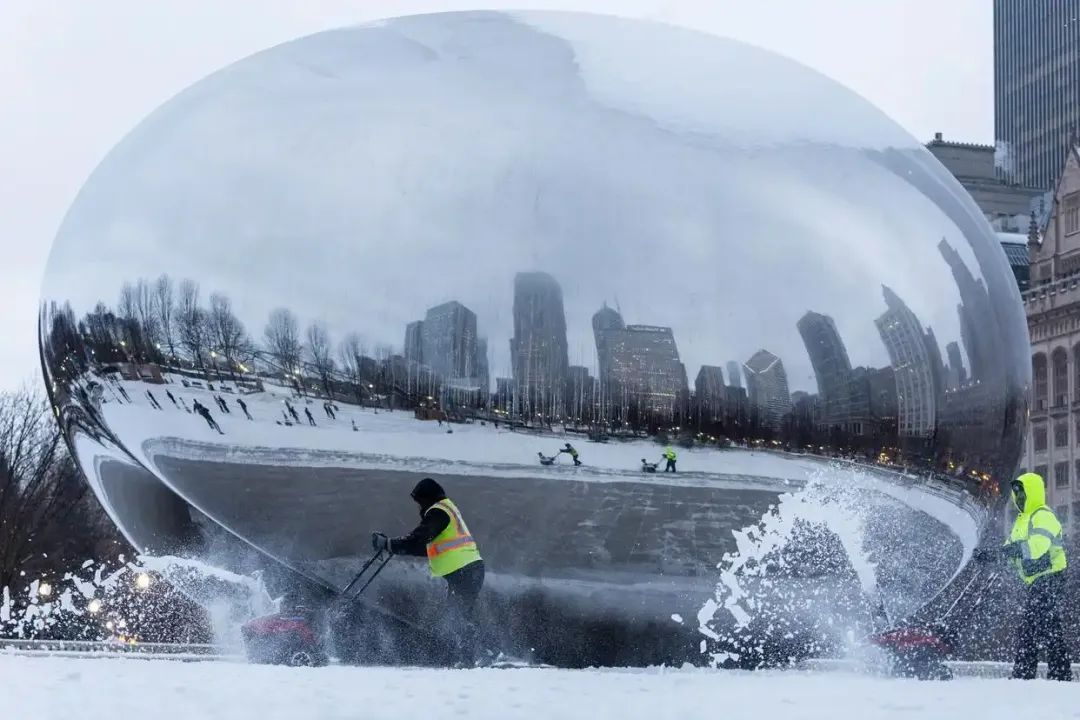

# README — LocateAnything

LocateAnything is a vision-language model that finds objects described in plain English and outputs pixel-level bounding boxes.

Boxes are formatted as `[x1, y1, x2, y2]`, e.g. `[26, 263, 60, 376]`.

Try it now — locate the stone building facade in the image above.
[1023, 144, 1080, 534]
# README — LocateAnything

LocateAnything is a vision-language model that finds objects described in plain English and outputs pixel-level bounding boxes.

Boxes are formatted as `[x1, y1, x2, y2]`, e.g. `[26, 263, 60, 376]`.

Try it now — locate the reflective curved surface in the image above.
[40, 11, 1028, 666]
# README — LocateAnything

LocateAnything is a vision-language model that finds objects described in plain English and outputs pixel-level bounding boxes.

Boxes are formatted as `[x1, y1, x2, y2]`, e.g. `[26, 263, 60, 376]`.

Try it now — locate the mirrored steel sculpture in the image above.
[40, 11, 1029, 667]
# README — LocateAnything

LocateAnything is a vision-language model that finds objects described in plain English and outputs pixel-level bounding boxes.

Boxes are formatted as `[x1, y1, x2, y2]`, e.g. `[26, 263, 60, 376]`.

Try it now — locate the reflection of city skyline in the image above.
[41, 234, 1006, 461]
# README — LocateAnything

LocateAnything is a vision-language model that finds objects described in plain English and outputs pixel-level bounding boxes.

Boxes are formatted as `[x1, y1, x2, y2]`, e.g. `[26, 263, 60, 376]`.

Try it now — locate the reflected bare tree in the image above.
[134, 278, 159, 352]
[339, 333, 369, 405]
[154, 274, 178, 363]
[264, 308, 303, 384]
[176, 280, 209, 371]
[306, 321, 335, 399]
[207, 293, 252, 381]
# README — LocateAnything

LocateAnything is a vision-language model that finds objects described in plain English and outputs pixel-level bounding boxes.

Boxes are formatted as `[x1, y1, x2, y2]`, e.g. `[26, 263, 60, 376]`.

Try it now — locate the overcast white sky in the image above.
[0, 0, 993, 391]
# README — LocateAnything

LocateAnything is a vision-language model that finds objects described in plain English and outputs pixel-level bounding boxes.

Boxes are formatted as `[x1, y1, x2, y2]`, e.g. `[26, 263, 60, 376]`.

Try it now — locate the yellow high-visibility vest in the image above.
[425, 498, 481, 577]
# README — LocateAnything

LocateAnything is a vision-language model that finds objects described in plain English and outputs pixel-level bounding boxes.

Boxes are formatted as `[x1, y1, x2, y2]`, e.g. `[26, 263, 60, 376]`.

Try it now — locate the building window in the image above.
[1035, 465, 1048, 481]
[1034, 426, 1048, 452]
[1055, 420, 1069, 448]
[1056, 506, 1070, 528]
[1033, 354, 1048, 410]
[1052, 349, 1069, 406]
[1056, 461, 1071, 489]
[1065, 192, 1080, 235]
[1075, 344, 1080, 402]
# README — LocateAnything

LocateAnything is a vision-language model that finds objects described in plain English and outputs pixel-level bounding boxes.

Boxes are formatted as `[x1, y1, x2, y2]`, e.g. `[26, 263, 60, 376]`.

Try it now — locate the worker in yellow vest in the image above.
[662, 447, 677, 473]
[373, 477, 484, 667]
[973, 472, 1071, 681]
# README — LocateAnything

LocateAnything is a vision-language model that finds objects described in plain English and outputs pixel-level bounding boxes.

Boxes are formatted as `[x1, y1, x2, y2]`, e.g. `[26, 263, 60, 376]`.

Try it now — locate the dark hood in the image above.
[410, 477, 446, 511]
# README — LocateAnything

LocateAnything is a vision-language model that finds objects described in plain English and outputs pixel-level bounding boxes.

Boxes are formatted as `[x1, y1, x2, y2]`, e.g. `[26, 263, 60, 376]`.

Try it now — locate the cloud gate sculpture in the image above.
[40, 11, 1028, 667]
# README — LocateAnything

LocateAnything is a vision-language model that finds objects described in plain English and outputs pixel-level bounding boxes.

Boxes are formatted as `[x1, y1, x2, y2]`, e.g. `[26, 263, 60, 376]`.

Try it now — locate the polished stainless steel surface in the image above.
[40, 11, 1028, 666]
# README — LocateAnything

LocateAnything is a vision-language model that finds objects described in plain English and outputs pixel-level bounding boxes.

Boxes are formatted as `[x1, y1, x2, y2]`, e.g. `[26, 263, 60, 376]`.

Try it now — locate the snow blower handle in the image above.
[341, 547, 393, 600]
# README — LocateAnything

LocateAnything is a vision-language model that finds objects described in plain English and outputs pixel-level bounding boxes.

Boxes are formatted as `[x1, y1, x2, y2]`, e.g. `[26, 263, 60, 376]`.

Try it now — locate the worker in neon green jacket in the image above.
[373, 477, 484, 667]
[973, 472, 1071, 681]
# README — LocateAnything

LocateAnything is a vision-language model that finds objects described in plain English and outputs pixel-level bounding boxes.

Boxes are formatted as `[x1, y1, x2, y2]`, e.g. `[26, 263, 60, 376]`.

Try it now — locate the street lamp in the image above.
[88, 599, 102, 614]
[38, 582, 52, 598]
[134, 573, 151, 590]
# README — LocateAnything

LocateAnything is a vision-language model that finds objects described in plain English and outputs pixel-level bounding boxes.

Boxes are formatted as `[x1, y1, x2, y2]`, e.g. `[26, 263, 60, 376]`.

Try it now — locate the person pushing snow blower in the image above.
[372, 478, 485, 667]
[973, 471, 1072, 681]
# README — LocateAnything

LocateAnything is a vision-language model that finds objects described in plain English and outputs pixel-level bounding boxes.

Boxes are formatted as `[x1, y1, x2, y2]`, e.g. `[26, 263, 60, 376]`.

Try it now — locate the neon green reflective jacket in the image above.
[1007, 473, 1067, 585]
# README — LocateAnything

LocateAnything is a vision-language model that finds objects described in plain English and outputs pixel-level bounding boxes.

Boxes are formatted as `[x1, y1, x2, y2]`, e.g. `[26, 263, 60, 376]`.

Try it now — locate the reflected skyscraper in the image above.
[600, 325, 688, 420]
[420, 301, 478, 382]
[404, 320, 424, 365]
[875, 286, 936, 439]
[726, 361, 743, 389]
[477, 337, 490, 399]
[511, 272, 569, 419]
[946, 341, 968, 390]
[743, 349, 791, 431]
[567, 365, 596, 422]
[938, 239, 998, 385]
[797, 311, 872, 435]
[695, 365, 726, 423]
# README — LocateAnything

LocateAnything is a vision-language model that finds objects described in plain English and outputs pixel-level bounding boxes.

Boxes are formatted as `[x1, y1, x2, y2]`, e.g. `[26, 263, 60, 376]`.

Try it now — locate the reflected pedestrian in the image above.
[146, 390, 163, 410]
[237, 397, 253, 420]
[305, 407, 317, 427]
[166, 389, 178, 407]
[192, 399, 224, 434]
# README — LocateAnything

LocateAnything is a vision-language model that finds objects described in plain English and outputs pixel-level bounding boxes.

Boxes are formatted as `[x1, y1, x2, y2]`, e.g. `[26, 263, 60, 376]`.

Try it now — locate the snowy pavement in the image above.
[6, 654, 1078, 720]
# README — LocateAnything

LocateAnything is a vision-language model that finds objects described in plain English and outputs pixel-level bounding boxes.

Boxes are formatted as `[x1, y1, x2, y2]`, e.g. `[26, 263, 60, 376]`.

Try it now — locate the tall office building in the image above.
[420, 301, 478, 381]
[875, 286, 937, 438]
[695, 365, 726, 423]
[511, 272, 570, 418]
[994, 0, 1080, 190]
[404, 320, 425, 365]
[743, 349, 792, 431]
[601, 325, 688, 419]
[476, 337, 490, 398]
[945, 340, 969, 390]
[797, 311, 870, 432]
[726, 361, 743, 389]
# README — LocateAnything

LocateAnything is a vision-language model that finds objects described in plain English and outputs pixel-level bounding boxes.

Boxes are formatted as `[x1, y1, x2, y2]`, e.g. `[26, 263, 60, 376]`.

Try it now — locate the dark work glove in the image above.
[972, 547, 999, 563]
[1000, 542, 1023, 561]
[371, 532, 391, 553]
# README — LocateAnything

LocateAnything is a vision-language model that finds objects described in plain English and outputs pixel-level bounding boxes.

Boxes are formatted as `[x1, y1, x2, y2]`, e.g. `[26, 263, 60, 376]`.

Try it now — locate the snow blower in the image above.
[241, 548, 393, 667]
[868, 568, 995, 680]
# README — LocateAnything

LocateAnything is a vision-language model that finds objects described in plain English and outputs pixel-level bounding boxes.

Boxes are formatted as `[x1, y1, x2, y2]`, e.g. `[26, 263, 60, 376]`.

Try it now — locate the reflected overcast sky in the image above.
[44, 12, 1006, 392]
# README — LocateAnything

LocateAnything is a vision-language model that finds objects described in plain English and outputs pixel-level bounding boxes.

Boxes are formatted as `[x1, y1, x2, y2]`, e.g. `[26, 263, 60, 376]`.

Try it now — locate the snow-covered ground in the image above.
[93, 376, 982, 563]
[6, 654, 1076, 720]
[103, 375, 821, 483]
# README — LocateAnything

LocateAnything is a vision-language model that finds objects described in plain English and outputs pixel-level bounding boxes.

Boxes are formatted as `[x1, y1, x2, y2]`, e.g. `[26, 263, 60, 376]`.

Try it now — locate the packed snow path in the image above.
[6, 654, 1078, 720]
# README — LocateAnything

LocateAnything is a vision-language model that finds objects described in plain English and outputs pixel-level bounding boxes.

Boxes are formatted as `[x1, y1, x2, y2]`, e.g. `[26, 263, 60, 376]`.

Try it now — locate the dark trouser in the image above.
[444, 560, 484, 665]
[1013, 572, 1072, 681]
[665, 459, 676, 472]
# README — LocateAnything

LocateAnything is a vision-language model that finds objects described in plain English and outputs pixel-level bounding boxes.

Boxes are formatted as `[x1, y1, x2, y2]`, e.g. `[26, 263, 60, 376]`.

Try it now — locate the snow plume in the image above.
[0, 555, 274, 648]
[697, 467, 884, 668]
[136, 555, 277, 650]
